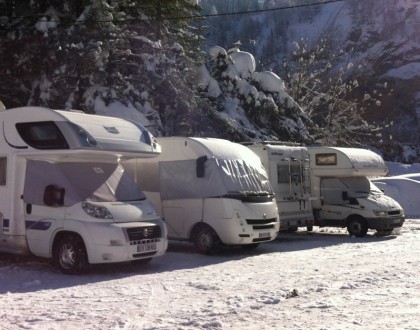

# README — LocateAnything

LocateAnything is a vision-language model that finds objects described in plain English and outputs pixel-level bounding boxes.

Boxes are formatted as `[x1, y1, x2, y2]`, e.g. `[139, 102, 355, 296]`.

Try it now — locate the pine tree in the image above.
[0, 0, 204, 138]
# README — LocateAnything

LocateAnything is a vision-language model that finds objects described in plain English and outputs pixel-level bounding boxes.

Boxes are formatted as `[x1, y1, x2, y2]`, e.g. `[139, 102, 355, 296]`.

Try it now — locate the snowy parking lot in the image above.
[1, 219, 419, 330]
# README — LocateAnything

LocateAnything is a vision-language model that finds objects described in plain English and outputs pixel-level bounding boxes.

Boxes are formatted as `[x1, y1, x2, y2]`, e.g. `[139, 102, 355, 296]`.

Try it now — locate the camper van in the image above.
[243, 142, 314, 231]
[0, 106, 168, 274]
[307, 146, 405, 237]
[124, 137, 280, 254]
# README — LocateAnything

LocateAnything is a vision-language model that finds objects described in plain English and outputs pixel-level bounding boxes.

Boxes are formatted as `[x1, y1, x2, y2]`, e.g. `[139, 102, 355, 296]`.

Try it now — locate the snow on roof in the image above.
[328, 147, 386, 169]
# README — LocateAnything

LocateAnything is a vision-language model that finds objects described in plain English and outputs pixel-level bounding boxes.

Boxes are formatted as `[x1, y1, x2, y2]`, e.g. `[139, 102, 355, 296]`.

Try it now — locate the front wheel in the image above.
[53, 234, 89, 275]
[347, 216, 368, 237]
[192, 225, 222, 255]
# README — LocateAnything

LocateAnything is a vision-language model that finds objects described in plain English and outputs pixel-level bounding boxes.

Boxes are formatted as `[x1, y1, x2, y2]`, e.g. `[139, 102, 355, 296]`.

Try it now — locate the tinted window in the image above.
[277, 163, 302, 184]
[315, 153, 337, 165]
[0, 157, 6, 185]
[16, 121, 69, 149]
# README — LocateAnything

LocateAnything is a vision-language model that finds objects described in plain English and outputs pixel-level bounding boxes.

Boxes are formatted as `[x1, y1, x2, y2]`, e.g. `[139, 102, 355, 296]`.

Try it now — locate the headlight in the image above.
[82, 202, 113, 219]
[373, 210, 387, 217]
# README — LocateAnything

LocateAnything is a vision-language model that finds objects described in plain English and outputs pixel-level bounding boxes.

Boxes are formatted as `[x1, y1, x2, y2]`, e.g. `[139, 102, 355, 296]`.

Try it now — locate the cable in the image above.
[0, 0, 345, 24]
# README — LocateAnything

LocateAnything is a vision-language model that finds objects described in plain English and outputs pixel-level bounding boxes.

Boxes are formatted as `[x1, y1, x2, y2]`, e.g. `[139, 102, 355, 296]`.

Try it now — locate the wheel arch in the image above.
[345, 214, 366, 225]
[346, 214, 369, 237]
[51, 230, 88, 261]
[188, 221, 212, 242]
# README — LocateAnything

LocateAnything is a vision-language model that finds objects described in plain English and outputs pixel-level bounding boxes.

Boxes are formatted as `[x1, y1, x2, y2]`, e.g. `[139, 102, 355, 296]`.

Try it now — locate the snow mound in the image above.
[209, 46, 227, 60]
[229, 50, 256, 79]
[251, 71, 286, 93]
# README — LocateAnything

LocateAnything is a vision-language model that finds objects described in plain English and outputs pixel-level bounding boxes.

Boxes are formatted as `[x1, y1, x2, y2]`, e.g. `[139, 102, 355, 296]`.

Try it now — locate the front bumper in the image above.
[366, 217, 405, 231]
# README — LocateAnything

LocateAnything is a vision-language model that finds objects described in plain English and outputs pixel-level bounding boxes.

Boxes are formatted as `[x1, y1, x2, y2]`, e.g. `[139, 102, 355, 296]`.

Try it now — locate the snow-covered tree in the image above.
[0, 0, 204, 136]
[280, 38, 387, 147]
[198, 45, 313, 143]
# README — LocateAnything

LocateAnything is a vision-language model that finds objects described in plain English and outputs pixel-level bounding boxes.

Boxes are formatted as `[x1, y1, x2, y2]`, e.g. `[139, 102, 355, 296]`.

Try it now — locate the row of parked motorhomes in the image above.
[0, 104, 405, 274]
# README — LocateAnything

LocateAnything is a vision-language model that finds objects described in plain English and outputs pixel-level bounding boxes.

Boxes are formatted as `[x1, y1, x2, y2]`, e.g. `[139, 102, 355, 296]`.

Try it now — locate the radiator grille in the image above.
[246, 217, 277, 225]
[127, 226, 162, 241]
[388, 210, 401, 216]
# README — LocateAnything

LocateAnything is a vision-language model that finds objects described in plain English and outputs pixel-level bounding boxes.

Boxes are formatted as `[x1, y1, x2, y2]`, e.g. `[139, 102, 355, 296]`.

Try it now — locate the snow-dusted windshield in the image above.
[369, 181, 385, 195]
[339, 177, 371, 197]
[321, 177, 373, 204]
[23, 160, 145, 206]
[158, 157, 273, 200]
[216, 158, 273, 195]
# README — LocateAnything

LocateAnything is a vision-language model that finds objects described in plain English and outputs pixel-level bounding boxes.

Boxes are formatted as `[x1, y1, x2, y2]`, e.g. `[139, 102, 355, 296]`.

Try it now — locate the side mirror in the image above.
[44, 185, 65, 207]
[342, 191, 349, 201]
[196, 156, 208, 178]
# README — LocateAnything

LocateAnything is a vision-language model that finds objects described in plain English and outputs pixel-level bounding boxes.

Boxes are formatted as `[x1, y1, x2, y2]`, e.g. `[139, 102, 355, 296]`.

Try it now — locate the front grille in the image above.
[253, 224, 275, 230]
[388, 210, 401, 216]
[127, 225, 162, 241]
[246, 217, 277, 225]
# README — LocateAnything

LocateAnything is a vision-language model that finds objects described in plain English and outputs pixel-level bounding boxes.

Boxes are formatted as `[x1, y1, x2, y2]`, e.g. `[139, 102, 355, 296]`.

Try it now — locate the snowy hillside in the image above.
[201, 0, 420, 161]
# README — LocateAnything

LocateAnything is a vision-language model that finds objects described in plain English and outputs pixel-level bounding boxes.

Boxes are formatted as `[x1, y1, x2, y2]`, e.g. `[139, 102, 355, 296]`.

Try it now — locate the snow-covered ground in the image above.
[1, 164, 419, 330]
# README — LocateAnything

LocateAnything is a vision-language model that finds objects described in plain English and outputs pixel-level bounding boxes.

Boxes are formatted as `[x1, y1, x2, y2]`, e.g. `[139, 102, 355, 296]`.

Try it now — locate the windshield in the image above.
[321, 177, 374, 204]
[216, 158, 273, 195]
[23, 160, 145, 206]
[369, 181, 384, 195]
[158, 157, 273, 200]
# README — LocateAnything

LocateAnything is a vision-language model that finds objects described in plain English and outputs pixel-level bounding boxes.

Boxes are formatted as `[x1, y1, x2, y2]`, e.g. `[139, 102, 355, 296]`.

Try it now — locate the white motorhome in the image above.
[124, 137, 280, 254]
[243, 142, 314, 232]
[0, 106, 168, 274]
[307, 146, 405, 237]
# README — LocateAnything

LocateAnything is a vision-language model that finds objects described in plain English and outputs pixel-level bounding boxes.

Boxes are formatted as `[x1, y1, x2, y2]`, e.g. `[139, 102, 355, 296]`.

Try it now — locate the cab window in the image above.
[16, 121, 69, 149]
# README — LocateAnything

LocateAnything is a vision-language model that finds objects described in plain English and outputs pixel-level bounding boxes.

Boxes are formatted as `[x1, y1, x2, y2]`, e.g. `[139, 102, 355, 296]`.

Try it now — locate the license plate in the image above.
[259, 232, 271, 238]
[137, 242, 157, 252]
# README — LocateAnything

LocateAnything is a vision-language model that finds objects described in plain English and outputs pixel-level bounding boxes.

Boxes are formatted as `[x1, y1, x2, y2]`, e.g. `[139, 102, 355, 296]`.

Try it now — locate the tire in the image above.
[54, 234, 89, 275]
[192, 225, 222, 254]
[347, 216, 368, 237]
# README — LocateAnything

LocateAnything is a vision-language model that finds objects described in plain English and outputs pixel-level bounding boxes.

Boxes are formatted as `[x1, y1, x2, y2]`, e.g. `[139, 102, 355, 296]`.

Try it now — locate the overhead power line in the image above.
[187, 0, 345, 19]
[0, 0, 345, 24]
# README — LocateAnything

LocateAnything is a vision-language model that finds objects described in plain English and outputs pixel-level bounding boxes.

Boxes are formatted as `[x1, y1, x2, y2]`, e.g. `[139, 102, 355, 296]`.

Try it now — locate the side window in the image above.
[0, 157, 6, 186]
[277, 164, 290, 184]
[277, 163, 301, 184]
[16, 121, 69, 149]
[316, 153, 337, 166]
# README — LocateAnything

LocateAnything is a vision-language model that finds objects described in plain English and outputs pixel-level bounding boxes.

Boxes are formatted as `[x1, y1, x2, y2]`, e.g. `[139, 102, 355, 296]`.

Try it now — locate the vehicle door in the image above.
[319, 178, 350, 226]
[24, 185, 66, 257]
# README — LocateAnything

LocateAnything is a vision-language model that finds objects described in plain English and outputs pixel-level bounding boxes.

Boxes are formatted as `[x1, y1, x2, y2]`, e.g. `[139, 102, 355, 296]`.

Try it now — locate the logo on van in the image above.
[103, 126, 119, 134]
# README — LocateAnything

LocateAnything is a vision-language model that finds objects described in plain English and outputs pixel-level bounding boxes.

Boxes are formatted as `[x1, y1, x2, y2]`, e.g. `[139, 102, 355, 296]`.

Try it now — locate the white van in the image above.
[308, 146, 405, 236]
[0, 106, 168, 274]
[124, 137, 280, 253]
[243, 142, 314, 232]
